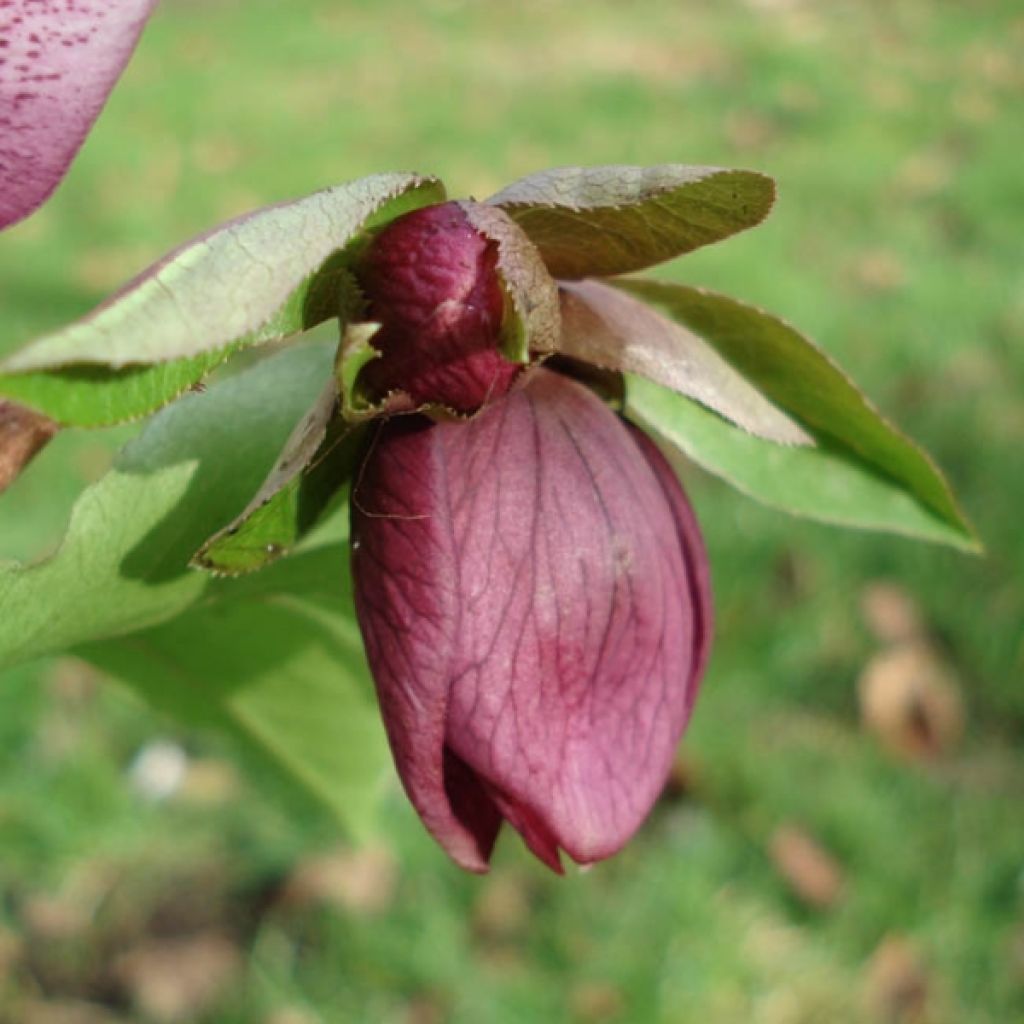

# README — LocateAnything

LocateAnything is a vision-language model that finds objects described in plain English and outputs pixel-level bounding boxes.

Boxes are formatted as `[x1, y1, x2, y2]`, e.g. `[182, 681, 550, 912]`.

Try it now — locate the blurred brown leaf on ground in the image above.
[858, 580, 966, 762]
[769, 824, 846, 910]
[112, 932, 241, 1023]
[858, 643, 965, 761]
[864, 935, 931, 1023]
[280, 843, 398, 916]
[860, 582, 927, 646]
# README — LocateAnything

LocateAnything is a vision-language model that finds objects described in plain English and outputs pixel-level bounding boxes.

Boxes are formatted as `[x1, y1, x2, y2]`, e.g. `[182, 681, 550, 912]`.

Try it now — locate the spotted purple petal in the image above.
[351, 368, 712, 872]
[0, 0, 159, 230]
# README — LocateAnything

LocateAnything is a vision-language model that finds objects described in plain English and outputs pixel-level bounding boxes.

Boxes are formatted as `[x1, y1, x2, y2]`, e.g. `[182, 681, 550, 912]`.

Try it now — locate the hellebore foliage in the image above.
[0, 163, 979, 865]
[0, 174, 445, 425]
[0, 14, 979, 867]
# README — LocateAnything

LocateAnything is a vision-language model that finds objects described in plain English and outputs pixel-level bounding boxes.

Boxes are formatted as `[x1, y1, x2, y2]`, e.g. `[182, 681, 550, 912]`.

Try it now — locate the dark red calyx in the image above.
[354, 201, 518, 413]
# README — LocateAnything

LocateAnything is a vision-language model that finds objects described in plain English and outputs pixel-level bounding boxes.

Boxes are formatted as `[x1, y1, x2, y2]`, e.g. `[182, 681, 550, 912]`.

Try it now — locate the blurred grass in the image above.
[1, 0, 1022, 1021]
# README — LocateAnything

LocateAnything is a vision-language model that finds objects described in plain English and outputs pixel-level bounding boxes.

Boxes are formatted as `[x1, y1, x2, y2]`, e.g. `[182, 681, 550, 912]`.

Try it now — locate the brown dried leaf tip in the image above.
[0, 401, 58, 493]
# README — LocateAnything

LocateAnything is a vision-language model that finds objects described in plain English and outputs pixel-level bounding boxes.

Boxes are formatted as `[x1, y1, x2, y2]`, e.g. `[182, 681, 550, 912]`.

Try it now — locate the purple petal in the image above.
[628, 425, 714, 718]
[351, 368, 712, 871]
[350, 413, 500, 871]
[1, 0, 159, 230]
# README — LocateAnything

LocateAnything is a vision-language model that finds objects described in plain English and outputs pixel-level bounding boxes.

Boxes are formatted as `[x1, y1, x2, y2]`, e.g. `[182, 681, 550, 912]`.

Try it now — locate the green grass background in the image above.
[1, 0, 1022, 1020]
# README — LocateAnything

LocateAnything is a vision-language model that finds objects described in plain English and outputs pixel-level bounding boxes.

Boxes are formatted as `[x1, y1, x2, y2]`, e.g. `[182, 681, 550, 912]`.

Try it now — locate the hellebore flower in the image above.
[348, 202, 712, 872]
[1, 163, 976, 872]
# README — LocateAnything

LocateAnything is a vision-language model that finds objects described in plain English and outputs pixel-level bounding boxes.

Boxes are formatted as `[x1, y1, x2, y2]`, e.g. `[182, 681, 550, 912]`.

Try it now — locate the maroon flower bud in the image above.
[351, 368, 712, 872]
[354, 201, 519, 412]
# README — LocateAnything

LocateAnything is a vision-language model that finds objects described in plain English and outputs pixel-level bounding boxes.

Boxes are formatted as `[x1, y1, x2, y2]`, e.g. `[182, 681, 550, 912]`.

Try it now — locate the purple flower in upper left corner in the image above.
[0, 0, 159, 486]
[0, 0, 159, 231]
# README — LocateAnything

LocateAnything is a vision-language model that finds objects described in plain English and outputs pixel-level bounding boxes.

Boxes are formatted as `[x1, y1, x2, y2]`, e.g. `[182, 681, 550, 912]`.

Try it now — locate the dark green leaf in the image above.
[487, 164, 775, 279]
[0, 345, 238, 427]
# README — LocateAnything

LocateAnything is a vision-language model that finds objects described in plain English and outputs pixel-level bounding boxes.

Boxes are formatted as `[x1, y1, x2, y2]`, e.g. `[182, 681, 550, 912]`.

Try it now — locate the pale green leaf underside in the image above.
[627, 376, 978, 551]
[0, 174, 444, 426]
[0, 340, 338, 671]
[488, 164, 775, 279]
[0, 336, 389, 835]
[614, 278, 977, 548]
[3, 174, 442, 373]
[558, 280, 810, 446]
[80, 583, 390, 840]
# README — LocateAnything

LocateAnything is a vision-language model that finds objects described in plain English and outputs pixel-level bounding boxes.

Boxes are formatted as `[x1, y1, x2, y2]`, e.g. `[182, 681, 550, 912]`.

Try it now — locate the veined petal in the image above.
[351, 368, 712, 871]
[628, 425, 714, 717]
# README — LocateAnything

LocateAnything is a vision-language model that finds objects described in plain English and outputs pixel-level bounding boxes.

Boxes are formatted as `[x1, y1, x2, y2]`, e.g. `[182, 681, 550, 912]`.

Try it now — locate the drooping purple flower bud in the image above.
[351, 368, 712, 872]
[0, 0, 159, 230]
[353, 201, 520, 412]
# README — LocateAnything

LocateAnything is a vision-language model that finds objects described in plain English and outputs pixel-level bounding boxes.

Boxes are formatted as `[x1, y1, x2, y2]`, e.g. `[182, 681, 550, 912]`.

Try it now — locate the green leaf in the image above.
[0, 339, 337, 671]
[460, 201, 560, 358]
[487, 164, 775, 279]
[628, 377, 976, 549]
[0, 173, 444, 425]
[79, 563, 390, 840]
[195, 380, 367, 575]
[558, 280, 811, 445]
[0, 345, 239, 427]
[626, 378, 979, 551]
[337, 321, 400, 422]
[615, 279, 978, 548]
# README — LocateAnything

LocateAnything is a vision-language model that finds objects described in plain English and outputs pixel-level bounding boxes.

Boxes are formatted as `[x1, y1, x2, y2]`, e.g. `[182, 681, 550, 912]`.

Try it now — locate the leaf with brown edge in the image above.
[487, 164, 775, 279]
[614, 278, 979, 549]
[0, 175, 443, 425]
[459, 201, 561, 359]
[194, 379, 366, 576]
[0, 400, 58, 493]
[558, 280, 811, 446]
